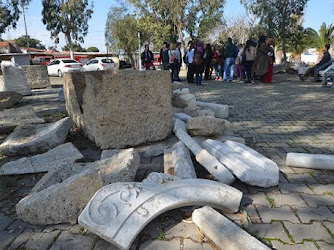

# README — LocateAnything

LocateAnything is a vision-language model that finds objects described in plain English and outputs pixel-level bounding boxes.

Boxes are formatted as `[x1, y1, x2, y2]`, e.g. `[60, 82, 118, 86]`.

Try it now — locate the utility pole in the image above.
[138, 30, 141, 70]
[21, 1, 31, 62]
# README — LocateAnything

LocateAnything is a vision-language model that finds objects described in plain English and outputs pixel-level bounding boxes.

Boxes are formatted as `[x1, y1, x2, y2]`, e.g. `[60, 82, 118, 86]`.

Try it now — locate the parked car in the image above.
[119, 60, 132, 69]
[83, 57, 115, 71]
[47, 58, 83, 77]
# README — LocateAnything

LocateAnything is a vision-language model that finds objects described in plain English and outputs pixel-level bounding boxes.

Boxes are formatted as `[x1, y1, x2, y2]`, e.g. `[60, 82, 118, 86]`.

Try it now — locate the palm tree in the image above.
[317, 22, 334, 49]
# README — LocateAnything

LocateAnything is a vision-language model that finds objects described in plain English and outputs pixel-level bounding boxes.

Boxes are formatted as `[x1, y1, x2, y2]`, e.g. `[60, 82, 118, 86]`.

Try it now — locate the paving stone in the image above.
[242, 192, 271, 207]
[8, 228, 34, 249]
[317, 242, 334, 250]
[284, 222, 334, 243]
[24, 230, 60, 249]
[257, 206, 300, 223]
[279, 172, 289, 183]
[94, 239, 121, 250]
[247, 222, 291, 243]
[139, 239, 180, 250]
[279, 183, 315, 194]
[50, 231, 97, 250]
[182, 239, 214, 250]
[271, 241, 318, 250]
[323, 222, 334, 235]
[296, 207, 334, 223]
[313, 174, 334, 184]
[300, 194, 334, 208]
[243, 204, 262, 224]
[0, 212, 14, 230]
[268, 193, 308, 208]
[164, 221, 198, 240]
[310, 184, 334, 195]
[285, 173, 319, 184]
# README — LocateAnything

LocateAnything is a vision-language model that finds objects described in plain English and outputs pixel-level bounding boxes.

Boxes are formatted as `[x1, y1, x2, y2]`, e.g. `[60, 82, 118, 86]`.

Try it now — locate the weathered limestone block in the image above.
[222, 120, 235, 136]
[196, 101, 228, 119]
[101, 149, 121, 160]
[0, 61, 31, 95]
[172, 81, 186, 91]
[187, 116, 226, 136]
[172, 141, 197, 179]
[203, 139, 279, 187]
[0, 143, 84, 175]
[286, 153, 334, 170]
[64, 71, 173, 149]
[22, 65, 51, 89]
[198, 109, 215, 117]
[192, 135, 246, 146]
[192, 206, 270, 250]
[0, 91, 22, 109]
[32, 148, 139, 192]
[173, 119, 235, 184]
[0, 117, 73, 156]
[184, 106, 214, 118]
[16, 170, 103, 225]
[174, 113, 191, 122]
[0, 105, 45, 134]
[163, 148, 174, 175]
[142, 172, 180, 184]
[78, 179, 242, 250]
[172, 88, 196, 108]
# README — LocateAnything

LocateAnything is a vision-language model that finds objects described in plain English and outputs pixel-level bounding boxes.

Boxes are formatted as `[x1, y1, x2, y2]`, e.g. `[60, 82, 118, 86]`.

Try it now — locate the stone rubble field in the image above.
[0, 63, 334, 250]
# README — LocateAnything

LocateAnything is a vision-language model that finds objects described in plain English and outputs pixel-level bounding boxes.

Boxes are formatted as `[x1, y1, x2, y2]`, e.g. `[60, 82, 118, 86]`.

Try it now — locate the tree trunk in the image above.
[66, 34, 74, 59]
[177, 23, 186, 69]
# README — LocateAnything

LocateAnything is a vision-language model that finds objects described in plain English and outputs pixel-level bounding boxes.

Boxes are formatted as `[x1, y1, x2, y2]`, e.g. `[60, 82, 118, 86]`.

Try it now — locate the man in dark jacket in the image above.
[162, 43, 170, 70]
[141, 45, 154, 70]
[299, 44, 332, 81]
[223, 37, 238, 82]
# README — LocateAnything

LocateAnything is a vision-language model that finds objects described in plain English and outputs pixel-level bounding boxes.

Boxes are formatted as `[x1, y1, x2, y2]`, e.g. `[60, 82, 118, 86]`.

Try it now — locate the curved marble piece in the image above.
[78, 179, 242, 250]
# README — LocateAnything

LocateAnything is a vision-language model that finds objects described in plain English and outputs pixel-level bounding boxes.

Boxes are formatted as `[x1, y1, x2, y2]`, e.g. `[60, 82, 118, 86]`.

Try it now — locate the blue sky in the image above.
[2, 0, 333, 52]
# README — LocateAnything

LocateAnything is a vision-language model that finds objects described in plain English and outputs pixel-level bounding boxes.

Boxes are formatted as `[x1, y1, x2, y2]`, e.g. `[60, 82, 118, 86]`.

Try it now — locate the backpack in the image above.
[183, 51, 188, 64]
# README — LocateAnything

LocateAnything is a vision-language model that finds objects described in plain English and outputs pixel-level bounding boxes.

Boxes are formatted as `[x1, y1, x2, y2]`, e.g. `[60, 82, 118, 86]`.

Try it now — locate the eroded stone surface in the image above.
[0, 105, 45, 134]
[0, 117, 73, 156]
[16, 170, 103, 225]
[22, 65, 51, 89]
[192, 135, 246, 145]
[0, 143, 84, 175]
[286, 153, 334, 170]
[172, 88, 196, 108]
[187, 116, 226, 136]
[195, 101, 228, 119]
[0, 61, 31, 95]
[172, 141, 197, 179]
[173, 119, 235, 184]
[79, 179, 242, 250]
[0, 91, 22, 109]
[192, 206, 270, 250]
[65, 71, 173, 149]
[203, 139, 279, 187]
[164, 148, 174, 175]
[174, 113, 191, 122]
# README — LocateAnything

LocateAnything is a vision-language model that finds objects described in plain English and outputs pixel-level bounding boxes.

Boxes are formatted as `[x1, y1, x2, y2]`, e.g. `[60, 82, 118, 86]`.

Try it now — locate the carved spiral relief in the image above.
[88, 198, 118, 226]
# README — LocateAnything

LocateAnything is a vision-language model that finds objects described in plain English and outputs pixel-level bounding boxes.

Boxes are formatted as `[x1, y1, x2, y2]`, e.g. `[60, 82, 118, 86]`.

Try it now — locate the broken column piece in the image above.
[192, 206, 270, 250]
[286, 153, 334, 170]
[172, 141, 197, 179]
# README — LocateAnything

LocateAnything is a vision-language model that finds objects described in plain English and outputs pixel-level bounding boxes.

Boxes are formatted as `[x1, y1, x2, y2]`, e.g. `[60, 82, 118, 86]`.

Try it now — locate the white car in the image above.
[83, 57, 115, 71]
[47, 58, 83, 77]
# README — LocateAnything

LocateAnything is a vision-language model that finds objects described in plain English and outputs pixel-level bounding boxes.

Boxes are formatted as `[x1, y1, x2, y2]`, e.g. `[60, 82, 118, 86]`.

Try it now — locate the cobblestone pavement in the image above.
[1, 74, 334, 249]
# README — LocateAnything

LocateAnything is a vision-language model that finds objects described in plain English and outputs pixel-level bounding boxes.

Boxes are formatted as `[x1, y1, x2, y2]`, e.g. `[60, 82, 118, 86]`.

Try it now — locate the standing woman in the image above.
[186, 42, 195, 83]
[169, 43, 179, 82]
[193, 41, 205, 85]
[253, 35, 274, 82]
[243, 40, 257, 83]
[213, 44, 222, 80]
[235, 43, 244, 81]
[263, 38, 275, 83]
[204, 43, 213, 80]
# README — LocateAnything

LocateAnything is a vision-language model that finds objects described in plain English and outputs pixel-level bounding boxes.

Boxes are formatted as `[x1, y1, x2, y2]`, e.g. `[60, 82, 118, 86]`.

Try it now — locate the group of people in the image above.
[141, 35, 277, 85]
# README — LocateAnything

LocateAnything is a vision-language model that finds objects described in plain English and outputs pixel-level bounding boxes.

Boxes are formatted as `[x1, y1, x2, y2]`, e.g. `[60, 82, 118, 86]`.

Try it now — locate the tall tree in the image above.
[242, 0, 308, 64]
[15, 35, 46, 49]
[41, 0, 93, 59]
[87, 46, 99, 52]
[62, 42, 86, 52]
[0, 0, 20, 37]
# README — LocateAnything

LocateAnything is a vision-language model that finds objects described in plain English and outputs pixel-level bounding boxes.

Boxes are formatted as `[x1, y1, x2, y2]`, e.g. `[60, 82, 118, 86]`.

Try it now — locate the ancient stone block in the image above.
[187, 116, 226, 136]
[163, 149, 174, 175]
[16, 170, 103, 225]
[172, 141, 197, 179]
[174, 113, 191, 122]
[192, 206, 270, 250]
[63, 71, 173, 149]
[0, 142, 84, 175]
[0, 61, 31, 95]
[0, 105, 45, 134]
[286, 153, 334, 170]
[196, 101, 228, 119]
[78, 179, 242, 250]
[172, 88, 196, 108]
[192, 135, 246, 145]
[22, 65, 51, 89]
[203, 139, 279, 187]
[0, 117, 73, 156]
[0, 91, 22, 109]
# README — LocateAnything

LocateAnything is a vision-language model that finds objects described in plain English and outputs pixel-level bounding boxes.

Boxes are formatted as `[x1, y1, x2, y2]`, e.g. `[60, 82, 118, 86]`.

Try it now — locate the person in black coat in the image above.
[203, 43, 213, 80]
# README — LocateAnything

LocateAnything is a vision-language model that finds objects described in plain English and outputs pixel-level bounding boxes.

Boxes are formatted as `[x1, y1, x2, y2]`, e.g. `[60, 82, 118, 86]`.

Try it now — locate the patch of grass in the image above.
[43, 112, 67, 123]
[158, 229, 165, 240]
[323, 192, 333, 196]
[266, 196, 276, 208]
